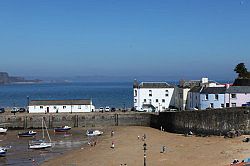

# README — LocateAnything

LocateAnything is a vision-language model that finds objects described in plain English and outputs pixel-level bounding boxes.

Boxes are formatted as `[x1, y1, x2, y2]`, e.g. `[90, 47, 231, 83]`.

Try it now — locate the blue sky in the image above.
[0, 0, 249, 80]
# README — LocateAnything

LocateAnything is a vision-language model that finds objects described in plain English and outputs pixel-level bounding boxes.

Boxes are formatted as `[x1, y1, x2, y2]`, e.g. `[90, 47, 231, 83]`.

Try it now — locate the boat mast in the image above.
[42, 117, 44, 139]
[43, 118, 52, 142]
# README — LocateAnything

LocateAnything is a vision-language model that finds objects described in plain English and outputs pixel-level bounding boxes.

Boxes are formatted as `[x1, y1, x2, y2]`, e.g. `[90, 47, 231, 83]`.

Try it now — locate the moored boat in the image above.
[29, 118, 53, 149]
[54, 126, 71, 132]
[86, 130, 103, 136]
[18, 130, 37, 137]
[0, 128, 7, 134]
[0, 147, 7, 157]
[29, 140, 52, 149]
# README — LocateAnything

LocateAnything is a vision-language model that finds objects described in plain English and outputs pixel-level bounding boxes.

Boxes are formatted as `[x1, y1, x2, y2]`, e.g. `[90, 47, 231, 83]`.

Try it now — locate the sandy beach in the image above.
[42, 126, 250, 166]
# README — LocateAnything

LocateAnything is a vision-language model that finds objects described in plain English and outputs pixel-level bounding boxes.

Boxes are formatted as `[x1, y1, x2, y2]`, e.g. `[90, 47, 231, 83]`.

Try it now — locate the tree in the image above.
[234, 63, 248, 78]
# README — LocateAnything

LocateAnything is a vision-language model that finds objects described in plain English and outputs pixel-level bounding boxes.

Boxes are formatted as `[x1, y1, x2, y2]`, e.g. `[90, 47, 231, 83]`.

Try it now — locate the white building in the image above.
[133, 80, 174, 112]
[28, 99, 95, 113]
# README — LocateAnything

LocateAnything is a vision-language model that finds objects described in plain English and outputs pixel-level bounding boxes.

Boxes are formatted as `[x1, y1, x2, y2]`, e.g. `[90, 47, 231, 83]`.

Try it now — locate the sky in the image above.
[0, 0, 250, 81]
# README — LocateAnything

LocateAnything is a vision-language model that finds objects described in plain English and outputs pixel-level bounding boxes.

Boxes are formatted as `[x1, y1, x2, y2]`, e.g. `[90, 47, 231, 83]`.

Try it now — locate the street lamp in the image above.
[143, 143, 147, 166]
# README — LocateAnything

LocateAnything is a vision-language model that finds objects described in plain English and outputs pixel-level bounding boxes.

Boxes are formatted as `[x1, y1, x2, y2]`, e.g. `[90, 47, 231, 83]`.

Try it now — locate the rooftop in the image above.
[29, 99, 92, 106]
[200, 87, 226, 94]
[226, 86, 250, 93]
[138, 82, 174, 88]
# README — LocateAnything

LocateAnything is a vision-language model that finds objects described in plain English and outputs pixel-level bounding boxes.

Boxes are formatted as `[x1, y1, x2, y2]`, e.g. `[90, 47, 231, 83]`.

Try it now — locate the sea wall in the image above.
[2, 108, 250, 135]
[0, 112, 152, 129]
[151, 107, 250, 135]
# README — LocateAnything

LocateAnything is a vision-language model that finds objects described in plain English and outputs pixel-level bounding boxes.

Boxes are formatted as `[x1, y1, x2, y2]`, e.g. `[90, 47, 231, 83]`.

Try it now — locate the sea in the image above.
[0, 82, 133, 109]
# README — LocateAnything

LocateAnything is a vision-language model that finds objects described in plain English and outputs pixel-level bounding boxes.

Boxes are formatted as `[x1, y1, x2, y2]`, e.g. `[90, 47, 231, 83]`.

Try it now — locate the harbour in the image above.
[0, 128, 91, 166]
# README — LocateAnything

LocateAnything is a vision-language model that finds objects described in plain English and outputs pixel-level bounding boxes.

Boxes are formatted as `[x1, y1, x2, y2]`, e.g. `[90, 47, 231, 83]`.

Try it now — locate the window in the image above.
[221, 104, 224, 108]
[162, 99, 165, 103]
[215, 94, 219, 100]
[149, 90, 152, 97]
[40, 106, 43, 109]
[149, 99, 152, 103]
[231, 94, 236, 99]
[53, 106, 57, 109]
[205, 94, 208, 100]
[226, 103, 229, 107]
[156, 99, 158, 102]
[165, 90, 169, 97]
[144, 99, 146, 102]
[210, 103, 214, 108]
[63, 106, 66, 109]
[232, 103, 236, 107]
[134, 99, 137, 103]
[162, 107, 165, 110]
[78, 105, 81, 109]
[134, 90, 137, 97]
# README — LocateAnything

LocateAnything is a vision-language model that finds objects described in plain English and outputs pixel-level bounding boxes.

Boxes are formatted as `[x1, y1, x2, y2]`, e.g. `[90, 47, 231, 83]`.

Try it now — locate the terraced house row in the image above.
[187, 85, 250, 110]
[133, 77, 250, 112]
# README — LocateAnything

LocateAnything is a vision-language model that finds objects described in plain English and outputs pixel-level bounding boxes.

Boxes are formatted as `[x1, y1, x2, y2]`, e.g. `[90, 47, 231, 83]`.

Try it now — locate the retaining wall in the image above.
[0, 112, 152, 129]
[151, 107, 250, 135]
[2, 108, 250, 135]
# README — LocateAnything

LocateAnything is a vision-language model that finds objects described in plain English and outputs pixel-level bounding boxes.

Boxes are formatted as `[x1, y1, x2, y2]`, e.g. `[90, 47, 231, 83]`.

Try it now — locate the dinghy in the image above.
[86, 130, 103, 136]
[18, 130, 37, 137]
[0, 148, 7, 157]
[54, 126, 71, 132]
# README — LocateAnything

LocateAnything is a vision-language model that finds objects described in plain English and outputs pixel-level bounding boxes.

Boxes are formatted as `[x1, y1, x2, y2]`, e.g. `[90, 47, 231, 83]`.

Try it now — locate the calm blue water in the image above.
[0, 82, 133, 108]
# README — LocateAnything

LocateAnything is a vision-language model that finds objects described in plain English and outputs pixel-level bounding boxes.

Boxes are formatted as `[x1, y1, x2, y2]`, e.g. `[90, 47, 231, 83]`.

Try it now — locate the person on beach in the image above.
[137, 135, 140, 140]
[111, 141, 115, 149]
[111, 130, 114, 137]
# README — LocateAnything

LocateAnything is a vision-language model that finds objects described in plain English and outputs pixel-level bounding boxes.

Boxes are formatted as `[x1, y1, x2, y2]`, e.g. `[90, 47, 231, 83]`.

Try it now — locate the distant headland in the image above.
[0, 72, 42, 84]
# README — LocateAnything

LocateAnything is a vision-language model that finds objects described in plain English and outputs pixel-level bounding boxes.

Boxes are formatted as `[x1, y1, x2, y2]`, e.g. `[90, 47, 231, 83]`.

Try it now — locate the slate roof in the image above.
[139, 82, 174, 88]
[29, 99, 92, 106]
[225, 86, 250, 93]
[189, 86, 203, 93]
[200, 87, 226, 94]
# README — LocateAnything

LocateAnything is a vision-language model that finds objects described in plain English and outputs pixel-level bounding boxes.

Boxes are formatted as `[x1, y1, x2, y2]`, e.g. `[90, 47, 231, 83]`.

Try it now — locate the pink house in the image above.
[225, 86, 250, 107]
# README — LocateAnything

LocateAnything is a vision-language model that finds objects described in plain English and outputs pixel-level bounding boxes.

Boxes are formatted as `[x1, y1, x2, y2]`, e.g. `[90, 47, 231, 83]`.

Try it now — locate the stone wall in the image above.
[1, 112, 152, 129]
[152, 107, 250, 135]
[3, 108, 250, 135]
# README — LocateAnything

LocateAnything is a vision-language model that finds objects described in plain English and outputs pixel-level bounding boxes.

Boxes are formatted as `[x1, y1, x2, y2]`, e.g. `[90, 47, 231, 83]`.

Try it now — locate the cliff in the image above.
[0, 72, 41, 84]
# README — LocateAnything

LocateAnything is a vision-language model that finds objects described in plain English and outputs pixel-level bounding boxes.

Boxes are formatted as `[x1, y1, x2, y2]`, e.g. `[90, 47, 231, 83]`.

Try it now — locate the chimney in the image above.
[201, 77, 209, 84]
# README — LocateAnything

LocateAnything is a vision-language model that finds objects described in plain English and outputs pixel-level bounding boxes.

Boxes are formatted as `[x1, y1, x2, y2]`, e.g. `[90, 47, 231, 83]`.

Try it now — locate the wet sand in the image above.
[0, 128, 91, 166]
[41, 126, 250, 166]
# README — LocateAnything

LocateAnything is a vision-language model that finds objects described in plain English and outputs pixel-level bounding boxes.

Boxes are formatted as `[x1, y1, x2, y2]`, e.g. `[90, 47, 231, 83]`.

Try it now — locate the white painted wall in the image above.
[134, 87, 174, 112]
[28, 104, 95, 113]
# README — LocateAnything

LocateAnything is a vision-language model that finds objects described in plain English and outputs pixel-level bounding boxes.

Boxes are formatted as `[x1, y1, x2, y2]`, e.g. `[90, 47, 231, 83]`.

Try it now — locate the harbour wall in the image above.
[0, 112, 152, 129]
[2, 108, 250, 135]
[150, 107, 250, 135]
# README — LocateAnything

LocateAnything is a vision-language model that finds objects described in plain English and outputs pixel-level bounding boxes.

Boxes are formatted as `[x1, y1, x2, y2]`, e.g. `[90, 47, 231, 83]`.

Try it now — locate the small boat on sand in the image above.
[29, 140, 53, 149]
[54, 126, 71, 132]
[0, 128, 7, 134]
[18, 130, 37, 137]
[0, 147, 7, 157]
[86, 130, 103, 136]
